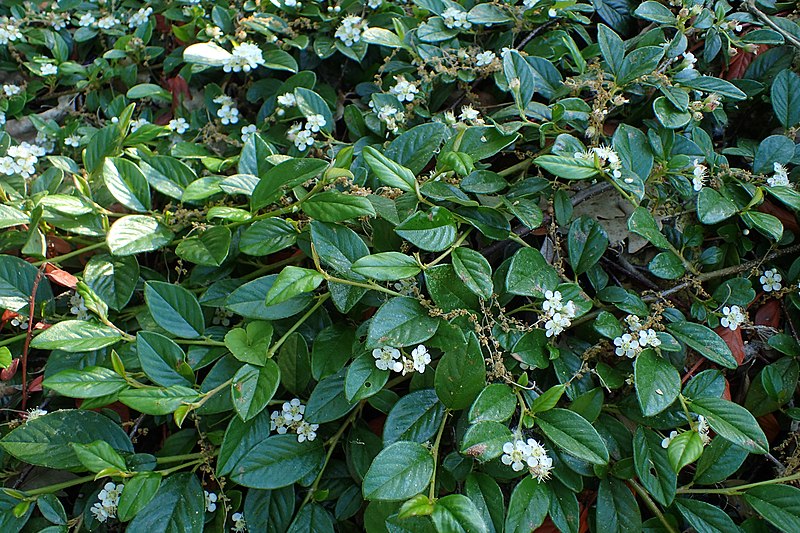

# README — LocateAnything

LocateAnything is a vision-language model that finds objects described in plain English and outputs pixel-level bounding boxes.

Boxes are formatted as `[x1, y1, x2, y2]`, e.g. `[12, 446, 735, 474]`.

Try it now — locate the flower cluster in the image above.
[69, 293, 89, 320]
[90, 482, 124, 523]
[0, 17, 23, 45]
[372, 344, 431, 375]
[376, 104, 405, 134]
[389, 76, 418, 103]
[760, 268, 782, 292]
[691, 159, 707, 192]
[204, 490, 218, 512]
[231, 512, 247, 532]
[442, 7, 471, 30]
[720, 305, 746, 331]
[613, 315, 660, 358]
[224, 43, 265, 73]
[0, 142, 47, 179]
[214, 95, 240, 125]
[168, 117, 190, 134]
[541, 290, 577, 338]
[129, 7, 153, 28]
[501, 438, 553, 482]
[270, 398, 319, 442]
[287, 114, 326, 151]
[335, 16, 368, 47]
[575, 146, 622, 178]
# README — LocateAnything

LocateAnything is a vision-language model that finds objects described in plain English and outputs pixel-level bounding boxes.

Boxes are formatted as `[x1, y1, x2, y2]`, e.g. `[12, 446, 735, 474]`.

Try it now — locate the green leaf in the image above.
[468, 383, 516, 424]
[144, 281, 205, 339]
[666, 322, 737, 369]
[118, 386, 201, 415]
[352, 252, 421, 281]
[0, 204, 28, 229]
[753, 134, 795, 174]
[231, 360, 281, 421]
[224, 321, 274, 365]
[504, 477, 550, 533]
[395, 207, 458, 252]
[102, 158, 151, 212]
[653, 96, 691, 129]
[503, 49, 535, 107]
[0, 347, 11, 369]
[226, 275, 313, 320]
[366, 297, 439, 349]
[244, 486, 295, 533]
[231, 434, 324, 489]
[217, 410, 271, 477]
[83, 254, 139, 311]
[529, 384, 566, 415]
[634, 349, 680, 416]
[744, 485, 800, 532]
[693, 437, 749, 484]
[305, 369, 358, 424]
[548, 479, 580, 533]
[345, 352, 389, 402]
[633, 428, 676, 507]
[674, 498, 739, 533]
[465, 474, 504, 533]
[363, 146, 416, 192]
[263, 49, 298, 72]
[696, 187, 737, 224]
[649, 251, 685, 279]
[667, 431, 704, 472]
[431, 494, 488, 533]
[435, 332, 486, 410]
[460, 421, 512, 463]
[505, 248, 559, 298]
[617, 46, 664, 85]
[137, 331, 192, 387]
[288, 503, 335, 532]
[71, 440, 127, 473]
[680, 76, 747, 101]
[30, 320, 121, 352]
[425, 264, 479, 312]
[126, 473, 204, 533]
[568, 216, 608, 275]
[240, 218, 298, 256]
[295, 88, 333, 133]
[251, 158, 327, 210]
[627, 207, 671, 249]
[535, 408, 609, 465]
[384, 389, 446, 445]
[117, 472, 162, 522]
[452, 247, 494, 300]
[771, 69, 800, 128]
[362, 441, 435, 501]
[265, 267, 324, 306]
[534, 155, 598, 180]
[311, 325, 355, 380]
[302, 191, 376, 222]
[37, 494, 67, 525]
[361, 27, 405, 48]
[689, 397, 769, 454]
[174, 225, 231, 267]
[107, 215, 174, 256]
[597, 24, 624, 76]
[0, 254, 54, 314]
[43, 366, 127, 398]
[741, 211, 783, 241]
[0, 410, 132, 470]
[596, 478, 641, 533]
[277, 333, 311, 396]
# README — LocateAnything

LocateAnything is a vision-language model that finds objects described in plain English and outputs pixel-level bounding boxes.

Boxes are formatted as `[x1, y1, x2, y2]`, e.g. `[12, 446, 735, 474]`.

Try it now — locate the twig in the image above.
[21, 265, 45, 411]
[745, 1, 800, 51]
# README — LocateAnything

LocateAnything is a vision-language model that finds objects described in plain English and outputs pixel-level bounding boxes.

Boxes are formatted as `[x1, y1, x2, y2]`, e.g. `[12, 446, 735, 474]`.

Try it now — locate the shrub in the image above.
[0, 0, 799, 531]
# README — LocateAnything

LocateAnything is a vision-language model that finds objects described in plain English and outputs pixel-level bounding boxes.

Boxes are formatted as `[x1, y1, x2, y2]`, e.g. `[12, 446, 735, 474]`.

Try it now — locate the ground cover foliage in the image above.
[0, 0, 799, 531]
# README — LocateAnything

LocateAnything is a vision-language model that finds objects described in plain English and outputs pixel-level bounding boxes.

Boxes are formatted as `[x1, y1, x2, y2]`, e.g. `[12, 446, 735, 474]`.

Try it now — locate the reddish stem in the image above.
[21, 266, 45, 411]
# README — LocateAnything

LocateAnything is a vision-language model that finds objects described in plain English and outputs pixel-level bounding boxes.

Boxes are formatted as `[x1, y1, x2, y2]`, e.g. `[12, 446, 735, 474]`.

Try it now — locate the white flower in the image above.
[501, 440, 530, 471]
[305, 114, 326, 132]
[98, 482, 124, 508]
[64, 134, 81, 147]
[223, 42, 265, 73]
[368, 0, 383, 8]
[524, 438, 553, 482]
[10, 315, 28, 329]
[90, 502, 113, 523]
[522, 0, 540, 9]
[625, 315, 643, 332]
[129, 7, 153, 28]
[217, 106, 240, 125]
[768, 163, 790, 187]
[459, 105, 483, 124]
[282, 398, 305, 422]
[204, 490, 218, 512]
[49, 13, 68, 31]
[287, 122, 303, 142]
[696, 415, 711, 445]
[692, 159, 707, 192]
[720, 305, 746, 331]
[293, 129, 315, 151]
[78, 13, 96, 27]
[373, 346, 402, 372]
[0, 18, 23, 45]
[130, 118, 149, 132]
[26, 407, 47, 421]
[270, 410, 289, 433]
[277, 92, 297, 107]
[614, 333, 640, 358]
[400, 356, 416, 376]
[232, 512, 247, 533]
[96, 15, 120, 30]
[681, 52, 697, 72]
[760, 268, 782, 292]
[442, 7, 471, 30]
[544, 312, 571, 338]
[335, 16, 368, 47]
[377, 104, 405, 134]
[212, 307, 234, 326]
[591, 145, 622, 178]
[389, 76, 418, 103]
[3, 84, 21, 97]
[475, 51, 496, 67]
[2, 142, 45, 179]
[411, 345, 431, 373]
[241, 124, 257, 142]
[41, 63, 58, 76]
[69, 293, 89, 320]
[213, 94, 235, 108]
[661, 430, 677, 449]
[296, 421, 319, 442]
[168, 117, 189, 134]
[638, 328, 661, 348]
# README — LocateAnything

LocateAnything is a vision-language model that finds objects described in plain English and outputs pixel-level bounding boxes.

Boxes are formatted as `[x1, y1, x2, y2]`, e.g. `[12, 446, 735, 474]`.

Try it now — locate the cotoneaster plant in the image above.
[0, 0, 799, 532]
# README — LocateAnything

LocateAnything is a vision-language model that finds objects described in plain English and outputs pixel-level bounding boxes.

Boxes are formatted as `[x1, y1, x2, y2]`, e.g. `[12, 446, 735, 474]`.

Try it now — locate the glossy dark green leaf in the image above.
[634, 349, 680, 416]
[231, 434, 324, 489]
[535, 408, 609, 465]
[231, 360, 280, 421]
[144, 281, 205, 339]
[362, 441, 434, 501]
[126, 473, 204, 533]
